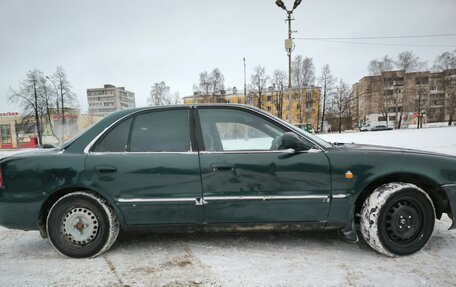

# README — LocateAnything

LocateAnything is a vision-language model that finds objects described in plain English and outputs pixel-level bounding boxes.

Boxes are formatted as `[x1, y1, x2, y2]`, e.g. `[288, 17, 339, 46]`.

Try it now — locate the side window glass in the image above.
[93, 118, 132, 152]
[129, 109, 191, 152]
[198, 109, 285, 151]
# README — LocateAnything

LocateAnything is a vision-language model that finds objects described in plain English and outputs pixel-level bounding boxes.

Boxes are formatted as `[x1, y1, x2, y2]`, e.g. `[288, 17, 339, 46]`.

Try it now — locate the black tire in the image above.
[360, 182, 435, 256]
[47, 192, 119, 258]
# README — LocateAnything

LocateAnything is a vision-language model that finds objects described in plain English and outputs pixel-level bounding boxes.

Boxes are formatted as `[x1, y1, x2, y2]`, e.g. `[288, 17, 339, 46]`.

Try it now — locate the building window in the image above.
[286, 105, 290, 110]
[267, 96, 272, 101]
[0, 124, 12, 144]
[267, 106, 272, 112]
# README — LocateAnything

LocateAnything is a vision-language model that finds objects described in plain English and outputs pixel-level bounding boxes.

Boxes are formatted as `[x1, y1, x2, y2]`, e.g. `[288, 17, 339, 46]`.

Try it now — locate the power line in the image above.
[294, 33, 456, 40]
[295, 38, 456, 48]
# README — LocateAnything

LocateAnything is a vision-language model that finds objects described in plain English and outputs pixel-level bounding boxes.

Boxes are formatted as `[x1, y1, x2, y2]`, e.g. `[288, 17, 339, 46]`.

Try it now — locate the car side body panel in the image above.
[0, 105, 455, 235]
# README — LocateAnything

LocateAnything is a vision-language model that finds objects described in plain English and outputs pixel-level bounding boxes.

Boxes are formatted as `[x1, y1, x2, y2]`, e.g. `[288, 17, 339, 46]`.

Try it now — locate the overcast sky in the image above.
[1, 0, 455, 113]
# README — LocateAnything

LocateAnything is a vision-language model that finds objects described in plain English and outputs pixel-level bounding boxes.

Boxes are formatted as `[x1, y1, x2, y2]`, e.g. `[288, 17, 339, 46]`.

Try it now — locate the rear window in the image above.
[129, 109, 191, 152]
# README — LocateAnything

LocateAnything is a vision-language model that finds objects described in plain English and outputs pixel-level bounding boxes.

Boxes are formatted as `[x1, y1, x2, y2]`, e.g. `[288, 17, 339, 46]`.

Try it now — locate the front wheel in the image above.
[47, 192, 119, 258]
[360, 182, 435, 256]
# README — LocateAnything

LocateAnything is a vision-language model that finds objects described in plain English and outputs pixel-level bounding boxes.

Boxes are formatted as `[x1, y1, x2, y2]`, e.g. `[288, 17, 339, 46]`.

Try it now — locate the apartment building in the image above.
[351, 69, 456, 127]
[87, 84, 136, 117]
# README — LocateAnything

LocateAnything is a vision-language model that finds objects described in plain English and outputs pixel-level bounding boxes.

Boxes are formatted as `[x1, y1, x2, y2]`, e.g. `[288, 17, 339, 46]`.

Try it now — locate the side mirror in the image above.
[280, 132, 309, 151]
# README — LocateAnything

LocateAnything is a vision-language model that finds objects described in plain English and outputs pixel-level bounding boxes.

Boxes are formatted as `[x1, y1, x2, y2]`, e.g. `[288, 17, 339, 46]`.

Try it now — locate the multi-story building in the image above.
[352, 69, 456, 128]
[87, 84, 136, 117]
[183, 86, 321, 130]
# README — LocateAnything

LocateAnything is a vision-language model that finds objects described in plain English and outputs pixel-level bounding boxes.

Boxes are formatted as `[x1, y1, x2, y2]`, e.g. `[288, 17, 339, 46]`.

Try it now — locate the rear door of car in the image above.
[85, 107, 203, 225]
[195, 106, 331, 224]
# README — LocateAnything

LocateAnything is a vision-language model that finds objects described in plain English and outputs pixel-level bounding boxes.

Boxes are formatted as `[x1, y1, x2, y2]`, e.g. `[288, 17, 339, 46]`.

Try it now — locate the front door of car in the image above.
[196, 107, 331, 224]
[85, 108, 203, 225]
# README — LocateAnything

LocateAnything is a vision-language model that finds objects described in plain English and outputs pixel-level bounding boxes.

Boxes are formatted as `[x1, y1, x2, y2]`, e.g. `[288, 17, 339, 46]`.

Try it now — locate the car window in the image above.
[198, 108, 285, 151]
[129, 109, 191, 152]
[93, 118, 132, 152]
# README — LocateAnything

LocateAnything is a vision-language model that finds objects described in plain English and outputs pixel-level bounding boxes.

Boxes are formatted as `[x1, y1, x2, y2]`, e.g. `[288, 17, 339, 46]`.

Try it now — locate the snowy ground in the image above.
[1, 126, 456, 286]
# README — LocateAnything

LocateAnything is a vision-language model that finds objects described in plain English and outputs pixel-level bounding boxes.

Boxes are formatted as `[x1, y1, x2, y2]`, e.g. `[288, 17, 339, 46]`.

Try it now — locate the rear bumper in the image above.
[0, 189, 41, 230]
[441, 183, 456, 230]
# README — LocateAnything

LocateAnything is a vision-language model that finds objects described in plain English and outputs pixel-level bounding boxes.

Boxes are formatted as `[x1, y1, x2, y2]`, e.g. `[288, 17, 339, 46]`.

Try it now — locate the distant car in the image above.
[371, 125, 393, 131]
[360, 123, 373, 132]
[0, 104, 455, 258]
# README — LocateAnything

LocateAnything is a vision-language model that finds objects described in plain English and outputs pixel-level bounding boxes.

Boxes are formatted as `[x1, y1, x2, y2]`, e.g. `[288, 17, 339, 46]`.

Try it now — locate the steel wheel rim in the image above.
[385, 199, 422, 244]
[62, 207, 99, 246]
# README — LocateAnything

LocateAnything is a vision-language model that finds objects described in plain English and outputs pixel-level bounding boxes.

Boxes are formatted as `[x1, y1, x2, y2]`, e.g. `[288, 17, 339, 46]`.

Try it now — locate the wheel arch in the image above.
[38, 186, 125, 238]
[354, 172, 449, 222]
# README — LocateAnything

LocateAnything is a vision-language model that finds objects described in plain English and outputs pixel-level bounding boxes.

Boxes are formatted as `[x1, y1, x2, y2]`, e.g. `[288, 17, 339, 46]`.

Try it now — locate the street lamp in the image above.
[274, 0, 302, 122]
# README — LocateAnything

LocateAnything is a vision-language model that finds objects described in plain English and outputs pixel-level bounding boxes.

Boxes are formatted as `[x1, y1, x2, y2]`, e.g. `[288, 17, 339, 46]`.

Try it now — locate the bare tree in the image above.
[148, 81, 171, 106]
[318, 64, 336, 132]
[198, 71, 211, 96]
[194, 68, 225, 102]
[368, 55, 394, 75]
[292, 56, 315, 87]
[148, 82, 181, 106]
[393, 51, 426, 129]
[50, 66, 77, 143]
[329, 79, 351, 133]
[292, 56, 315, 122]
[8, 69, 45, 146]
[376, 89, 392, 127]
[210, 68, 225, 96]
[249, 65, 269, 109]
[395, 51, 427, 72]
[39, 77, 59, 142]
[433, 50, 456, 72]
[171, 91, 182, 105]
[271, 69, 287, 119]
[411, 85, 429, 129]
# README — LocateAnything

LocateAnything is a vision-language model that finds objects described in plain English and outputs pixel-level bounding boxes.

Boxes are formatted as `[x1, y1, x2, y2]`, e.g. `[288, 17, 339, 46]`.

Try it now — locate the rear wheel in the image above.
[47, 192, 119, 258]
[360, 182, 435, 256]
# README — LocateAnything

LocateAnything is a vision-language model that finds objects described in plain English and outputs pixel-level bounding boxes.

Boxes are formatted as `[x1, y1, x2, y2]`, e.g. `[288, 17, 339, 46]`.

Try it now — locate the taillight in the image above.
[0, 167, 3, 189]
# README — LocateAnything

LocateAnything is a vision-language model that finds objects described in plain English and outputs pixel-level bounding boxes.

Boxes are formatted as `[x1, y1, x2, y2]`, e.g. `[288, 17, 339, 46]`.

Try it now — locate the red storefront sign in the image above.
[0, 112, 19, 117]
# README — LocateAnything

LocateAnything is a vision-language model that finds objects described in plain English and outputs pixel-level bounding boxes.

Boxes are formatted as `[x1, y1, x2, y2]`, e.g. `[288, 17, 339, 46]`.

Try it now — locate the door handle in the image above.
[94, 165, 117, 173]
[211, 164, 234, 172]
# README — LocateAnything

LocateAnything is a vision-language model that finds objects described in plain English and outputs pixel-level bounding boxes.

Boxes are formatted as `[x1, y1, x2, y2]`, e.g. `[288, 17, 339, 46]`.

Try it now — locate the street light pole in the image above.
[243, 57, 247, 98]
[287, 11, 292, 92]
[275, 0, 301, 122]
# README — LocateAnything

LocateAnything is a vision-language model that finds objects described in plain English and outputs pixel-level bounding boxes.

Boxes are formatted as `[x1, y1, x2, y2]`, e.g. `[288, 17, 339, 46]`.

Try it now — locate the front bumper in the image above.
[441, 183, 456, 230]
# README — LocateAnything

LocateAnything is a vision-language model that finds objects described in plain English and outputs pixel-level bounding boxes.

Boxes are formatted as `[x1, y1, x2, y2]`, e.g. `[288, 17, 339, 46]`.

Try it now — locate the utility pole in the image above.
[286, 11, 293, 91]
[275, 0, 301, 122]
[243, 57, 247, 98]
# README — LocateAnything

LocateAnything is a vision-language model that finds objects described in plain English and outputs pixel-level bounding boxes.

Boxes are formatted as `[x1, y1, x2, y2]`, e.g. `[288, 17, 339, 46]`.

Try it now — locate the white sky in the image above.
[1, 0, 455, 113]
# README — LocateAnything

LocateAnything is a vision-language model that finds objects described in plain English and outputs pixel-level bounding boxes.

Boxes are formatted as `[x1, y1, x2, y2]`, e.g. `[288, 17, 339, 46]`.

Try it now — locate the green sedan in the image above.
[0, 104, 455, 258]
